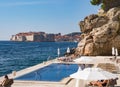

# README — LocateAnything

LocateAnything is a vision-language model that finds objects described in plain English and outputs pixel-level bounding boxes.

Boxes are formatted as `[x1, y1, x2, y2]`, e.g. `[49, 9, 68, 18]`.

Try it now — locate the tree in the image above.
[90, 0, 102, 5]
[90, 0, 120, 11]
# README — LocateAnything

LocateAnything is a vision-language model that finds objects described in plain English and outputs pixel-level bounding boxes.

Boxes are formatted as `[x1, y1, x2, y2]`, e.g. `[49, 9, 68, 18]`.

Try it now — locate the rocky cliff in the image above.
[75, 7, 120, 56]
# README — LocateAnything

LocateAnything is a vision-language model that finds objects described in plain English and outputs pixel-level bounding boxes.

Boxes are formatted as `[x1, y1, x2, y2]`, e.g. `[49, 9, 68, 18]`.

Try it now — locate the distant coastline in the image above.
[10, 31, 81, 42]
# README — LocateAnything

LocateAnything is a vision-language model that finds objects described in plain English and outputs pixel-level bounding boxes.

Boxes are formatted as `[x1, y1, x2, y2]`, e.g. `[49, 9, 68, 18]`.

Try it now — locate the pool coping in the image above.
[14, 77, 72, 85]
[5, 59, 75, 85]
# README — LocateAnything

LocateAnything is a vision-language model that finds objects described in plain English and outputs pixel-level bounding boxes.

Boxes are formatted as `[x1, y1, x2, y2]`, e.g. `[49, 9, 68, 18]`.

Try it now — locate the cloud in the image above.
[0, 0, 58, 7]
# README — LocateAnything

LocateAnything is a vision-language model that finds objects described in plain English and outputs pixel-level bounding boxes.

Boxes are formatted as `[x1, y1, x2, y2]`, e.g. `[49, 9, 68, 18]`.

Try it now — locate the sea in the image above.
[0, 41, 78, 77]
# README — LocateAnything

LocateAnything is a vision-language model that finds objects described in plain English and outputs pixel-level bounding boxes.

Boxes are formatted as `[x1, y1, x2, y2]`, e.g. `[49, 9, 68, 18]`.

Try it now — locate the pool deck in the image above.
[0, 56, 120, 87]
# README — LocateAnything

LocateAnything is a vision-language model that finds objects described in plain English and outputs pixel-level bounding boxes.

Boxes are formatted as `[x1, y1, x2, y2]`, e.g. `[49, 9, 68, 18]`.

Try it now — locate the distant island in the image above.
[10, 31, 81, 42]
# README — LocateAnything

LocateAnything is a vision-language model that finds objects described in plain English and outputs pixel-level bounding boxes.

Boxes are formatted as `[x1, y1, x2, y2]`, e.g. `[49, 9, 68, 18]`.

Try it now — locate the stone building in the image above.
[10, 32, 55, 42]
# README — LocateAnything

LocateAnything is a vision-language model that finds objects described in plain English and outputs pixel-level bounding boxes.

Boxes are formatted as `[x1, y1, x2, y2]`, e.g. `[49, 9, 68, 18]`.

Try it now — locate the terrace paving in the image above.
[0, 56, 120, 87]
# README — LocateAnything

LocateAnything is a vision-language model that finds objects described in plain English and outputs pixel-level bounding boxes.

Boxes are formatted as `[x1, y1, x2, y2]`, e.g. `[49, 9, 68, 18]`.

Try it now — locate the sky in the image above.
[0, 0, 100, 40]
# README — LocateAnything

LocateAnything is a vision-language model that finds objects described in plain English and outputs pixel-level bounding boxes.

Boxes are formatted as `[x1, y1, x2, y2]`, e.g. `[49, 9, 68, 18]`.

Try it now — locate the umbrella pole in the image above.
[75, 79, 86, 87]
[75, 79, 79, 87]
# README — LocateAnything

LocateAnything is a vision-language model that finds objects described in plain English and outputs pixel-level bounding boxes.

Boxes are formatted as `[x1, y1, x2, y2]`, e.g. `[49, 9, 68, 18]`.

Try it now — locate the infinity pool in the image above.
[15, 63, 78, 82]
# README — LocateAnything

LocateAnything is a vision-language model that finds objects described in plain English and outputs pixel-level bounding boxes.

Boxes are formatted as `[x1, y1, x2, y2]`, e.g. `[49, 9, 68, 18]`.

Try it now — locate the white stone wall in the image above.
[26, 35, 34, 41]
[17, 36, 24, 41]
[11, 35, 16, 41]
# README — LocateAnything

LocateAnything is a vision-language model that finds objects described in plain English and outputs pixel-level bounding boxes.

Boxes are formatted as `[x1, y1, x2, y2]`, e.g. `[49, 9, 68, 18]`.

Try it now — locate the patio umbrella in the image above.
[115, 48, 118, 56]
[70, 67, 118, 87]
[57, 48, 60, 57]
[112, 47, 115, 56]
[74, 56, 113, 64]
[73, 56, 95, 64]
[67, 47, 70, 53]
[70, 67, 118, 81]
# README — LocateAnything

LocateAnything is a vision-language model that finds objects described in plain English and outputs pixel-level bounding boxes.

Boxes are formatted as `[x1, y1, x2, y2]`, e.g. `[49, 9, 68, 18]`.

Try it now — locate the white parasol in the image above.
[74, 56, 113, 64]
[115, 48, 118, 56]
[74, 56, 94, 64]
[57, 48, 60, 57]
[70, 67, 118, 81]
[112, 47, 115, 56]
[67, 47, 70, 53]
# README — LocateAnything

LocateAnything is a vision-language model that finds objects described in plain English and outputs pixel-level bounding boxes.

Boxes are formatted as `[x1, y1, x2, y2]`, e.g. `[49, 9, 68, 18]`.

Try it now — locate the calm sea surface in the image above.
[0, 41, 78, 76]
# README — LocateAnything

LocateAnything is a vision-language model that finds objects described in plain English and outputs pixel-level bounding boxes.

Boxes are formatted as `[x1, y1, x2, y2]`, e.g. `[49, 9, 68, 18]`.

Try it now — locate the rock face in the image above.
[75, 7, 120, 56]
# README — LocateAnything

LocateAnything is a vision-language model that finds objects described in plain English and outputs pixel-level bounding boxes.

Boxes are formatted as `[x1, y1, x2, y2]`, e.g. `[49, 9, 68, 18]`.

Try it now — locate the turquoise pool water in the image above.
[15, 63, 78, 82]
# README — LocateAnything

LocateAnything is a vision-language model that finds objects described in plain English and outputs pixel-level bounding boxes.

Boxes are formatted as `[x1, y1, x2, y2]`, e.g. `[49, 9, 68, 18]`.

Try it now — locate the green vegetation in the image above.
[90, 0, 120, 11]
[90, 0, 106, 10]
[90, 0, 102, 5]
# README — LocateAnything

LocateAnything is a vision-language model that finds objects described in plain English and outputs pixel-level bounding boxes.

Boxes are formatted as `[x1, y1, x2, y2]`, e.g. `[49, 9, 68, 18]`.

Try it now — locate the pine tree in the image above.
[90, 0, 120, 11]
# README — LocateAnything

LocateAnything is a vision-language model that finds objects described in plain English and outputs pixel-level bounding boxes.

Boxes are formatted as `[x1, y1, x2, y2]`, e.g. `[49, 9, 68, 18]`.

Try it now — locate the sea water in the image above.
[0, 41, 78, 76]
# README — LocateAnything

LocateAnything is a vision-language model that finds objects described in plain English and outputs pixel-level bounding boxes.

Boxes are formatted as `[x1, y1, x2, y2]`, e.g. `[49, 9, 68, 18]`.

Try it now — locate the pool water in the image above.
[15, 63, 78, 82]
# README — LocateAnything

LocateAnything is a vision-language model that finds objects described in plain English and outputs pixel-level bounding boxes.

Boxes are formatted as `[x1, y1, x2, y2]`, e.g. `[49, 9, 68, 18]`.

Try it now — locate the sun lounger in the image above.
[57, 57, 73, 62]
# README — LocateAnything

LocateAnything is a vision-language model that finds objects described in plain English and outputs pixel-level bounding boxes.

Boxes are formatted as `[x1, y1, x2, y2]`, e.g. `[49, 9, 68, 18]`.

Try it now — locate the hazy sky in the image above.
[0, 0, 99, 40]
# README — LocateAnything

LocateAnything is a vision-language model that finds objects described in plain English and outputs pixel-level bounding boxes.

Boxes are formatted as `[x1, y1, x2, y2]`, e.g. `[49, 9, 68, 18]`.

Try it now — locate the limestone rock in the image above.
[75, 7, 120, 56]
[79, 14, 108, 34]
